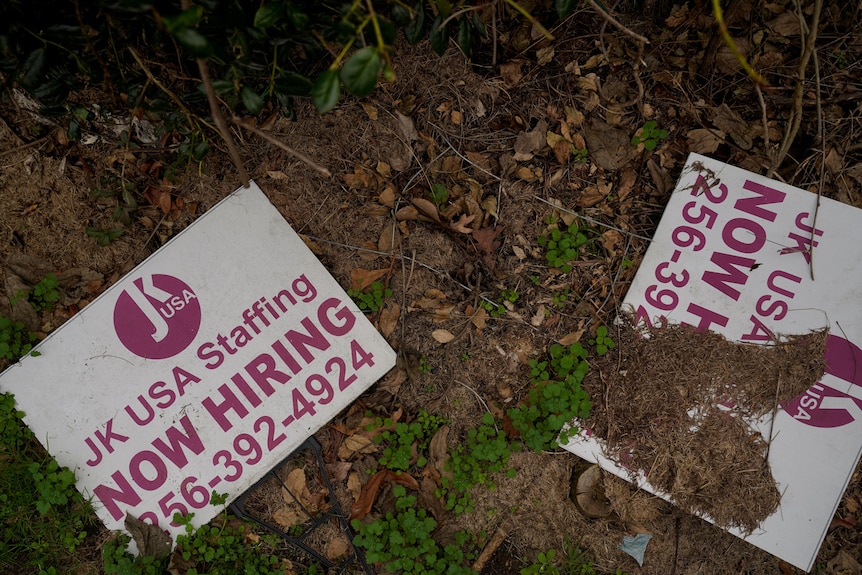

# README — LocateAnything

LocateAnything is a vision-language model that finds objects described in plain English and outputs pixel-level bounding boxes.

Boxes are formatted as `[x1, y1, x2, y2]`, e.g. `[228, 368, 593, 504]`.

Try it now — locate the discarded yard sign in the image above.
[0, 182, 396, 544]
[562, 153, 862, 572]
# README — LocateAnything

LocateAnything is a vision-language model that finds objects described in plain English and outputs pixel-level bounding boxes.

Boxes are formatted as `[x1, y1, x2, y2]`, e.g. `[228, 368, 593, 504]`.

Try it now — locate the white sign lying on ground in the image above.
[0, 182, 395, 543]
[562, 153, 862, 572]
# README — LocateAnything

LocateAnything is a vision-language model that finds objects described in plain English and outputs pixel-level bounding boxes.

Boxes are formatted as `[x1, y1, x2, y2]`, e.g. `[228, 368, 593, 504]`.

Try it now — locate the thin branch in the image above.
[180, 0, 249, 188]
[128, 47, 197, 121]
[586, 0, 649, 45]
[768, 0, 823, 177]
[230, 116, 331, 178]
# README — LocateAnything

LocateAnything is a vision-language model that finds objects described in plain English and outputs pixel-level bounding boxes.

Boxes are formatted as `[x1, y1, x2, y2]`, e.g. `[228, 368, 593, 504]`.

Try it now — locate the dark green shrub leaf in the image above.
[274, 71, 312, 97]
[378, 17, 397, 45]
[21, 48, 46, 88]
[311, 69, 340, 114]
[102, 0, 154, 12]
[456, 16, 472, 56]
[240, 85, 264, 114]
[436, 0, 453, 18]
[254, 2, 283, 28]
[340, 46, 381, 97]
[286, 5, 309, 29]
[210, 79, 235, 96]
[192, 141, 210, 161]
[172, 27, 212, 57]
[556, 0, 577, 18]
[67, 117, 81, 141]
[404, 2, 426, 44]
[161, 6, 203, 34]
[391, 4, 411, 26]
[430, 15, 448, 55]
[472, 11, 488, 38]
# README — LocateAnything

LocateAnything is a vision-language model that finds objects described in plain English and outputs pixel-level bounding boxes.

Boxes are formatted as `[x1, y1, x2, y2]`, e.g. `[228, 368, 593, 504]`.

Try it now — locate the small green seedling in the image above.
[552, 287, 570, 308]
[521, 549, 559, 575]
[0, 315, 37, 361]
[29, 274, 60, 311]
[631, 120, 668, 151]
[371, 410, 448, 471]
[509, 343, 591, 452]
[86, 227, 124, 246]
[572, 148, 589, 163]
[501, 288, 519, 303]
[438, 412, 516, 515]
[348, 281, 391, 313]
[351, 485, 476, 575]
[418, 355, 433, 374]
[538, 222, 589, 273]
[480, 299, 506, 318]
[589, 325, 616, 356]
[429, 183, 449, 206]
[29, 459, 78, 515]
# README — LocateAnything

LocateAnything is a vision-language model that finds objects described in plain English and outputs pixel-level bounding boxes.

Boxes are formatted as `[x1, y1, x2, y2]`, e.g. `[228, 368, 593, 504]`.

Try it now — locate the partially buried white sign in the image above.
[0, 181, 395, 543]
[563, 153, 862, 572]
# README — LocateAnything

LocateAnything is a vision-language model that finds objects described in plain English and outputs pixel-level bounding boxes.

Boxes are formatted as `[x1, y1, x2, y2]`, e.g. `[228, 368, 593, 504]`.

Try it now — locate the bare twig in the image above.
[586, 0, 649, 45]
[229, 116, 331, 177]
[0, 133, 53, 160]
[755, 84, 770, 161]
[768, 0, 823, 177]
[808, 40, 824, 281]
[128, 47, 197, 121]
[180, 0, 249, 188]
[472, 526, 509, 573]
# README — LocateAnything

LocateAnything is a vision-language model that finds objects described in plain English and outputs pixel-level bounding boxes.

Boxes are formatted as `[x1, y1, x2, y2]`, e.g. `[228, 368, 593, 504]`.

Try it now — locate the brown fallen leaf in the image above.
[378, 303, 400, 338]
[429, 426, 450, 480]
[432, 329, 456, 344]
[513, 120, 548, 161]
[378, 223, 400, 253]
[325, 535, 351, 560]
[473, 226, 504, 270]
[351, 470, 420, 520]
[451, 213, 477, 234]
[412, 197, 441, 223]
[337, 434, 376, 459]
[273, 506, 305, 528]
[326, 461, 353, 483]
[686, 128, 725, 154]
[125, 514, 172, 559]
[350, 268, 388, 291]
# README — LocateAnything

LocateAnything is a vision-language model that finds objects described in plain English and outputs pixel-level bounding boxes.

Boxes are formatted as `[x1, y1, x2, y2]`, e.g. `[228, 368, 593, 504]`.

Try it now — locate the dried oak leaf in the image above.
[472, 226, 503, 271]
[349, 268, 388, 291]
[125, 514, 172, 559]
[350, 470, 420, 520]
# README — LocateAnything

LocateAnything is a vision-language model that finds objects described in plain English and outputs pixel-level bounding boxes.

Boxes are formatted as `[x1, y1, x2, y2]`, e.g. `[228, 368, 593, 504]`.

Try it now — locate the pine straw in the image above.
[582, 320, 828, 534]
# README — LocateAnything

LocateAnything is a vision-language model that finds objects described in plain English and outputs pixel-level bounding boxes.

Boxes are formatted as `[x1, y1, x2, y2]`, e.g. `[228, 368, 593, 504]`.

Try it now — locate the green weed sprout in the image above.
[631, 120, 668, 151]
[588, 326, 616, 356]
[509, 343, 591, 452]
[538, 223, 589, 273]
[348, 281, 391, 313]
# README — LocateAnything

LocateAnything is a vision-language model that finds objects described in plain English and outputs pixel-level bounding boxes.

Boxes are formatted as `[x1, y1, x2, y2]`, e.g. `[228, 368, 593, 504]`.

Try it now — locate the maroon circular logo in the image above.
[113, 274, 201, 359]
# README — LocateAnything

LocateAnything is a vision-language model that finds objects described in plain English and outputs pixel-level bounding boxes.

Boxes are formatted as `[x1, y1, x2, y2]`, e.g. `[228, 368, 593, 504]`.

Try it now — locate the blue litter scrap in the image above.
[619, 533, 652, 567]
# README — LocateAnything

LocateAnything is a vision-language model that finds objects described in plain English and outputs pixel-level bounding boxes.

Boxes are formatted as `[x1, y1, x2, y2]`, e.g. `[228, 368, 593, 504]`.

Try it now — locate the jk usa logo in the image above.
[113, 274, 201, 359]
[784, 335, 862, 428]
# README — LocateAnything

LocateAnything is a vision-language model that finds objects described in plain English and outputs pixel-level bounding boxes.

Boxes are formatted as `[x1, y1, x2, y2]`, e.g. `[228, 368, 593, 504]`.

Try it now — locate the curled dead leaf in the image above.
[412, 197, 441, 223]
[325, 536, 351, 560]
[432, 329, 456, 344]
[350, 268, 388, 291]
[337, 434, 376, 459]
[378, 303, 400, 338]
[350, 470, 420, 520]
